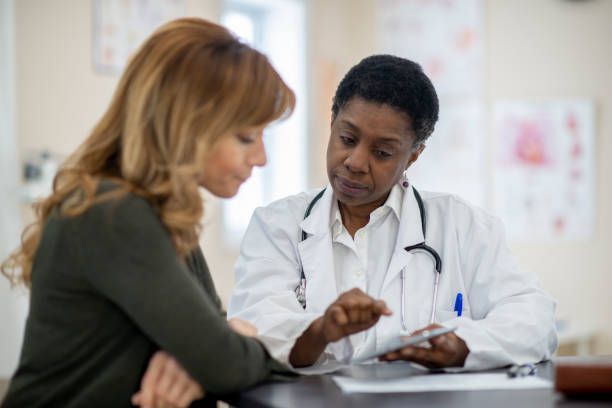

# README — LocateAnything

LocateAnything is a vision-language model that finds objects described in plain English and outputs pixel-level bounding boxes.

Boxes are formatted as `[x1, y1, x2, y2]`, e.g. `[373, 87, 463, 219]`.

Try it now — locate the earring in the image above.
[402, 170, 410, 188]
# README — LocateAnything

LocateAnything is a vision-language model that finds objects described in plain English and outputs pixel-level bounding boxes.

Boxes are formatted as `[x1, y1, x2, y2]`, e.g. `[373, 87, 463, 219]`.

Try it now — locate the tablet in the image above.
[352, 326, 457, 363]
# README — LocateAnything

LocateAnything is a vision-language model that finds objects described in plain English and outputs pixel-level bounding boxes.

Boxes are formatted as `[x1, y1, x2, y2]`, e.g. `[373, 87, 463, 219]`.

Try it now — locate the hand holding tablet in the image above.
[352, 326, 457, 364]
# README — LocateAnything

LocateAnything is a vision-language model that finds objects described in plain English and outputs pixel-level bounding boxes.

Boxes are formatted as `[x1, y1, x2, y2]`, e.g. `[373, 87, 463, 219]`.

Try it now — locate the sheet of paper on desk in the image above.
[295, 360, 429, 376]
[294, 360, 347, 375]
[332, 373, 552, 393]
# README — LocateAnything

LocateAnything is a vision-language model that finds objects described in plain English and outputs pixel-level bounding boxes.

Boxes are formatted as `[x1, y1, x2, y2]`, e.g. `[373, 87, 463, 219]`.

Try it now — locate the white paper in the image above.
[294, 360, 348, 376]
[332, 373, 552, 394]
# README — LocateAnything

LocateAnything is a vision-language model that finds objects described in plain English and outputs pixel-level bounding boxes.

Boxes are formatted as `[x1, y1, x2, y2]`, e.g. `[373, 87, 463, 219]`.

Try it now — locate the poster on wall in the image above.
[376, 0, 484, 99]
[92, 0, 185, 74]
[407, 101, 486, 205]
[493, 100, 595, 241]
[376, 0, 486, 207]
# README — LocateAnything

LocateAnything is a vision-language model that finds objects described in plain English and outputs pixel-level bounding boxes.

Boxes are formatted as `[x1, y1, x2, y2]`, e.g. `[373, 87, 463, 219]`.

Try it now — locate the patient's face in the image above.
[326, 97, 421, 211]
[199, 125, 267, 198]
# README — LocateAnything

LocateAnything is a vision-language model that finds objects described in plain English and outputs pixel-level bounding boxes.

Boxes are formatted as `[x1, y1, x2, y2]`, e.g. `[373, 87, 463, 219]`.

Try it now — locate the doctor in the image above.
[228, 55, 557, 370]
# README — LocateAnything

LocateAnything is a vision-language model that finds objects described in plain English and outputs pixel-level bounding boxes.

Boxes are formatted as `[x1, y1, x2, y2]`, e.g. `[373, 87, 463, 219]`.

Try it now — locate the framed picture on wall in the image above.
[376, 0, 487, 207]
[92, 0, 185, 74]
[493, 100, 596, 242]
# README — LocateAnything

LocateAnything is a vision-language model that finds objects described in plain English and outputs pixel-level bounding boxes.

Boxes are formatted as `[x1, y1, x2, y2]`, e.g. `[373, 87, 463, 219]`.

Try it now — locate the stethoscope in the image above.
[295, 186, 443, 331]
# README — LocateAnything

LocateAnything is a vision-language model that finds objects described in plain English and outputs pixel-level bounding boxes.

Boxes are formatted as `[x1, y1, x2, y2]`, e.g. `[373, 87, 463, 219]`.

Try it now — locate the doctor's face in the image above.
[327, 97, 423, 210]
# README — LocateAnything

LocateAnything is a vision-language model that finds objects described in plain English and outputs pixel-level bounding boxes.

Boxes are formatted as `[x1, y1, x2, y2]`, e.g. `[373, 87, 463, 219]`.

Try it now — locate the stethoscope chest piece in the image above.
[295, 278, 306, 309]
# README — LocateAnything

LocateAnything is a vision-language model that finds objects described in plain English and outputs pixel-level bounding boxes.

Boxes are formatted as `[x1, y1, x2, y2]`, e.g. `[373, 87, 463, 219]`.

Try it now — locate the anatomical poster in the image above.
[493, 100, 595, 241]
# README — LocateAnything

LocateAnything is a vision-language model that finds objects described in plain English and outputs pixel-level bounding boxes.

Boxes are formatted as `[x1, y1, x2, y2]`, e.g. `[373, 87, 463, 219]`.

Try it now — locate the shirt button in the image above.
[355, 269, 363, 276]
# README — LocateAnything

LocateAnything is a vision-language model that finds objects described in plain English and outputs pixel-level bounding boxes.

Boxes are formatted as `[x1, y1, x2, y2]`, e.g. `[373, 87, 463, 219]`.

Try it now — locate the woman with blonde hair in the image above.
[1, 17, 295, 407]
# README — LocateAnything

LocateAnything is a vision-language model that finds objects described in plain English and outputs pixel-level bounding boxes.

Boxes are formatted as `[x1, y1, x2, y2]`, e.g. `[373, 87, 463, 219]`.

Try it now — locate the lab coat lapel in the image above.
[297, 187, 338, 314]
[381, 186, 426, 294]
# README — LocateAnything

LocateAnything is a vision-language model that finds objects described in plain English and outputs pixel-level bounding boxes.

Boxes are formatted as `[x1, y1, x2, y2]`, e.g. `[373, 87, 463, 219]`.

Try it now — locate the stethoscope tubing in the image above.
[298, 186, 443, 330]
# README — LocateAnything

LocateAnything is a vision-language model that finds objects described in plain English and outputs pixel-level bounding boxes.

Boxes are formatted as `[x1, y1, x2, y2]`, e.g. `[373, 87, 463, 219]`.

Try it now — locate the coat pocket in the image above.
[434, 308, 471, 323]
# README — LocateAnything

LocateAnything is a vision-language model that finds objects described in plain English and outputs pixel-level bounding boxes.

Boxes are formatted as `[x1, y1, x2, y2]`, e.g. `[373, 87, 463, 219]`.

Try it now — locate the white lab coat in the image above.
[228, 185, 557, 370]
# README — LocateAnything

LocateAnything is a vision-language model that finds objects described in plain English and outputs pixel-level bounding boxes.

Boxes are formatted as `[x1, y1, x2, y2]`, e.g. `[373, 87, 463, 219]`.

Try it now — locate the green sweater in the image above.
[2, 185, 287, 407]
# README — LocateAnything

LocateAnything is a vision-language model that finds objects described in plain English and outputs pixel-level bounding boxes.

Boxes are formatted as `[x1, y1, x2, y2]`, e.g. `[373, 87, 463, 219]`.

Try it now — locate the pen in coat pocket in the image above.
[453, 292, 463, 317]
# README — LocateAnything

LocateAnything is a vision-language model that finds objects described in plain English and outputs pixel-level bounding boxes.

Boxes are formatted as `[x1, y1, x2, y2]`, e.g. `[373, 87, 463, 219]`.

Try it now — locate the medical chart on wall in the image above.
[93, 0, 185, 74]
[377, 0, 484, 98]
[493, 100, 595, 241]
[376, 0, 486, 206]
[408, 101, 486, 205]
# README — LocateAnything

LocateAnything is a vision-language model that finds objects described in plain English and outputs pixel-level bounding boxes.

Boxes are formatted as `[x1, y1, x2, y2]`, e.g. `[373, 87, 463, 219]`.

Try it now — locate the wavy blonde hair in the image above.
[1, 18, 295, 287]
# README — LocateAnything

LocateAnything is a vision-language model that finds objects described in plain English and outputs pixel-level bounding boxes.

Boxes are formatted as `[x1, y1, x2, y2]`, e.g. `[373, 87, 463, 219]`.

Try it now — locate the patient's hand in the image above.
[379, 323, 469, 368]
[132, 350, 204, 408]
[228, 317, 258, 337]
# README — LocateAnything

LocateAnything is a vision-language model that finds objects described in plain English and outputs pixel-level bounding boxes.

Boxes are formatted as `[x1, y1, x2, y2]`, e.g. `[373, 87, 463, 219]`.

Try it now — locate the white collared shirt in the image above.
[330, 185, 403, 355]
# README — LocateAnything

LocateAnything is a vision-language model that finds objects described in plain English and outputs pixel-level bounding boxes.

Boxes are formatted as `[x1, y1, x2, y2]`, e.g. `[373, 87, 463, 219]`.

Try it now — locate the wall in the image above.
[486, 0, 612, 353]
[3, 1, 611, 379]
[15, 0, 220, 155]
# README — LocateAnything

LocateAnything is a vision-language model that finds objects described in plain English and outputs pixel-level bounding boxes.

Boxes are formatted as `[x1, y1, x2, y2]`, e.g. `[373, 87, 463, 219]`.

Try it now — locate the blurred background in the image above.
[1, 0, 611, 379]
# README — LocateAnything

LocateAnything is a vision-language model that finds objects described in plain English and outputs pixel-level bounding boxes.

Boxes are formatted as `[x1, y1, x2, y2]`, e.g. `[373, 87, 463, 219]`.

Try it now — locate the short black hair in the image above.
[331, 54, 439, 147]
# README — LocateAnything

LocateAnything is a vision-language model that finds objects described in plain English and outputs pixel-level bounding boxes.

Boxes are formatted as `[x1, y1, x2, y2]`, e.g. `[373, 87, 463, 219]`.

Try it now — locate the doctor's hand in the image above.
[132, 350, 204, 408]
[379, 323, 469, 368]
[290, 288, 392, 368]
[321, 288, 392, 343]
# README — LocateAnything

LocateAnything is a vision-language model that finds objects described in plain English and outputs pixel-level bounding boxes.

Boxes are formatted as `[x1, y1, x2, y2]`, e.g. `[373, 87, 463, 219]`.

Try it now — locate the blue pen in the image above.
[453, 292, 463, 317]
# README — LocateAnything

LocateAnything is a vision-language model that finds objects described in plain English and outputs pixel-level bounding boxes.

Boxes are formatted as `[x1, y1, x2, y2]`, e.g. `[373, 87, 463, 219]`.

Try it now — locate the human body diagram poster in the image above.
[493, 101, 595, 241]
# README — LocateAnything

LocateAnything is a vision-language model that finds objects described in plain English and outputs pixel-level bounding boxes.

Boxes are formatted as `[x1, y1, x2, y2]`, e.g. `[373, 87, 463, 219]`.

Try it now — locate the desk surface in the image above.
[226, 362, 612, 408]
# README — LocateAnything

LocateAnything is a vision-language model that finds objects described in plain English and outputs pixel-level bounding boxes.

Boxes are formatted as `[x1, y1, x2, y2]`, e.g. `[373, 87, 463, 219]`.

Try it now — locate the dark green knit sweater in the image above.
[2, 184, 286, 407]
